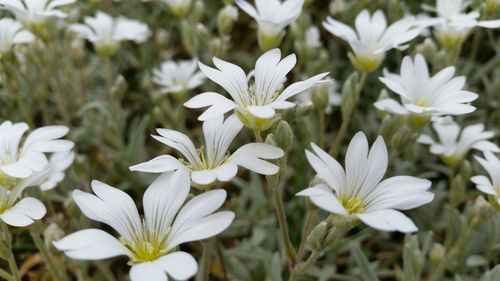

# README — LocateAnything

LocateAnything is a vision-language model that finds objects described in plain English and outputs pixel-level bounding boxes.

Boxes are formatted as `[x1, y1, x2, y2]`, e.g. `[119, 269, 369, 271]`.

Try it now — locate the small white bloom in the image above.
[0, 121, 74, 227]
[236, 0, 304, 37]
[418, 120, 499, 166]
[54, 170, 235, 281]
[153, 59, 205, 95]
[130, 114, 283, 186]
[69, 11, 150, 56]
[471, 152, 500, 205]
[323, 9, 421, 72]
[38, 150, 75, 191]
[0, 18, 34, 54]
[297, 132, 433, 233]
[421, 0, 500, 48]
[0, 0, 76, 24]
[184, 48, 328, 131]
[375, 54, 478, 117]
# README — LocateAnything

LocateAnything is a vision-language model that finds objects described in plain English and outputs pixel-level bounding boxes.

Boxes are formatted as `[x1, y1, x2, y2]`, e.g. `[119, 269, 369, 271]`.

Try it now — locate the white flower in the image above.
[130, 114, 283, 186]
[184, 48, 328, 131]
[153, 59, 205, 95]
[236, 0, 304, 37]
[375, 54, 478, 117]
[0, 0, 76, 24]
[162, 0, 192, 17]
[53, 170, 234, 281]
[421, 0, 500, 48]
[297, 132, 433, 233]
[0, 121, 74, 227]
[418, 120, 499, 166]
[0, 18, 34, 54]
[69, 11, 150, 56]
[38, 150, 75, 191]
[323, 9, 421, 72]
[471, 152, 500, 205]
[0, 121, 73, 182]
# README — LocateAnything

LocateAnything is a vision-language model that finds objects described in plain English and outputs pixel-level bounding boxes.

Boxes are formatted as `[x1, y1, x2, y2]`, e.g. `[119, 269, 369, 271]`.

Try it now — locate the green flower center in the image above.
[121, 226, 172, 264]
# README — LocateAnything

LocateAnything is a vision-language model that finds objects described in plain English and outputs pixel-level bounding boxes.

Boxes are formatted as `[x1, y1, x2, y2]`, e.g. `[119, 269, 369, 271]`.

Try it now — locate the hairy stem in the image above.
[0, 224, 21, 281]
[30, 229, 68, 281]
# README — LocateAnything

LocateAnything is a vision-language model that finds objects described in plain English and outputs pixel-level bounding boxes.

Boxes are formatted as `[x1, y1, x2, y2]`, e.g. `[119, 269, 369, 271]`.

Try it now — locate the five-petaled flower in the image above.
[184, 48, 328, 131]
[54, 170, 235, 281]
[323, 9, 421, 72]
[130, 114, 283, 187]
[418, 119, 499, 167]
[152, 59, 205, 95]
[374, 54, 478, 127]
[0, 0, 76, 26]
[70, 11, 150, 56]
[236, 0, 304, 50]
[297, 132, 433, 233]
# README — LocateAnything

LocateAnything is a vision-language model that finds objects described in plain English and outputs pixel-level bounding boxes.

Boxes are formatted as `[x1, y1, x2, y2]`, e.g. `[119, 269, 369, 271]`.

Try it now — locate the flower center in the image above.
[121, 227, 171, 263]
[339, 196, 365, 214]
[415, 99, 429, 107]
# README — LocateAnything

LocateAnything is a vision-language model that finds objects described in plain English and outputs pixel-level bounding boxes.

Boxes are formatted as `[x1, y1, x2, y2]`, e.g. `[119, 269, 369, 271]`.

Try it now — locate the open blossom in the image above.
[153, 59, 205, 95]
[0, 0, 76, 24]
[375, 54, 477, 118]
[70, 11, 150, 56]
[0, 18, 34, 54]
[0, 121, 74, 227]
[418, 120, 499, 166]
[39, 150, 75, 191]
[323, 10, 421, 72]
[54, 170, 234, 281]
[421, 0, 500, 48]
[130, 114, 283, 186]
[297, 132, 433, 233]
[471, 152, 500, 205]
[184, 48, 328, 131]
[236, 0, 303, 37]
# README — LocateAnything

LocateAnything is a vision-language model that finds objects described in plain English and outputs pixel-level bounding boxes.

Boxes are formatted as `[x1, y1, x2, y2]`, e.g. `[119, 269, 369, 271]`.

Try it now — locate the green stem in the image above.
[331, 72, 367, 156]
[200, 239, 212, 281]
[0, 224, 20, 281]
[297, 201, 315, 259]
[268, 175, 298, 268]
[0, 268, 15, 281]
[289, 251, 320, 281]
[254, 130, 263, 143]
[30, 229, 68, 281]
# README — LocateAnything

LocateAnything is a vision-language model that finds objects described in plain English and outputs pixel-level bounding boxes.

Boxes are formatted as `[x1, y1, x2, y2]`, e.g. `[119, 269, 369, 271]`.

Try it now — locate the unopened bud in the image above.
[329, 0, 346, 16]
[44, 223, 65, 249]
[449, 175, 465, 205]
[111, 75, 128, 101]
[273, 121, 293, 151]
[217, 5, 238, 36]
[295, 102, 313, 117]
[311, 84, 329, 113]
[460, 160, 472, 181]
[470, 197, 495, 228]
[307, 221, 328, 251]
[429, 243, 445, 266]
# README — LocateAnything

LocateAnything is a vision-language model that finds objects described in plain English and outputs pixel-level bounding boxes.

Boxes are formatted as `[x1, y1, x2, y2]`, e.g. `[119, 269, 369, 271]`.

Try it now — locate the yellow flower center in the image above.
[339, 196, 365, 214]
[415, 99, 429, 107]
[120, 226, 171, 263]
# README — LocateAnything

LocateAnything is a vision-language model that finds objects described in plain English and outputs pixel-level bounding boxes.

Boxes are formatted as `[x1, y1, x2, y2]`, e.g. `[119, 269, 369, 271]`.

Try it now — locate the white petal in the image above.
[246, 105, 276, 119]
[356, 209, 418, 233]
[214, 162, 238, 182]
[374, 99, 408, 115]
[129, 155, 184, 173]
[191, 170, 218, 185]
[53, 229, 129, 260]
[296, 184, 347, 215]
[130, 261, 166, 281]
[0, 197, 46, 227]
[158, 251, 198, 280]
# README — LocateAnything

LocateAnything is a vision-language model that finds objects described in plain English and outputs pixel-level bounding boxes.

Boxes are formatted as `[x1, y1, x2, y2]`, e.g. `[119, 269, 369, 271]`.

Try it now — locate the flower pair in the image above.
[0, 121, 74, 227]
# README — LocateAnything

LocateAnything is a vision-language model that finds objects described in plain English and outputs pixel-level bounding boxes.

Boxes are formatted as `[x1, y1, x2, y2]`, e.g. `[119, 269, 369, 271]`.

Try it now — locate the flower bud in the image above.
[168, 0, 192, 18]
[273, 121, 293, 151]
[459, 160, 472, 182]
[416, 39, 438, 63]
[311, 84, 329, 113]
[470, 197, 495, 228]
[449, 175, 465, 206]
[295, 102, 314, 118]
[44, 223, 65, 248]
[429, 243, 445, 266]
[191, 1, 205, 21]
[329, 0, 346, 16]
[111, 75, 128, 101]
[306, 221, 328, 251]
[217, 5, 238, 36]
